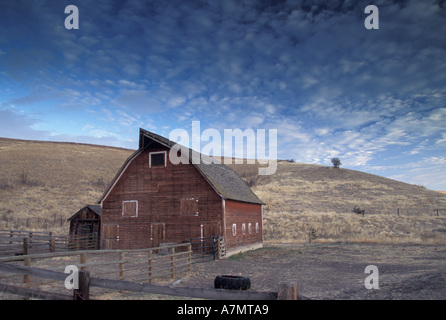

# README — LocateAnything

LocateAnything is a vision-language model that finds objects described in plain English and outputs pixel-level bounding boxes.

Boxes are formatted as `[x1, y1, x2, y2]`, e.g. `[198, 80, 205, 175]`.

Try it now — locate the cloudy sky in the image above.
[1, 0, 446, 190]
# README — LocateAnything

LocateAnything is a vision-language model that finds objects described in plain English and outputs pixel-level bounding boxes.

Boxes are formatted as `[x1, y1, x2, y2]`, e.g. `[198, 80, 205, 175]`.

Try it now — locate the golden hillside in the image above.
[0, 138, 133, 234]
[1, 138, 446, 243]
[227, 160, 446, 244]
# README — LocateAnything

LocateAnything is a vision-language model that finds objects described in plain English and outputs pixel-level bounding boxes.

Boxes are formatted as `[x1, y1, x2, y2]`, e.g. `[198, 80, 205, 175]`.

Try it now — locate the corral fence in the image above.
[189, 235, 225, 262]
[0, 230, 98, 257]
[0, 242, 196, 300]
[0, 243, 304, 300]
[0, 215, 67, 230]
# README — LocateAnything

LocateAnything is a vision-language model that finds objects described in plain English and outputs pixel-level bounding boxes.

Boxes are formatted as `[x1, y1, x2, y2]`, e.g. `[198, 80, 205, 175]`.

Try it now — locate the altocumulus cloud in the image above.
[0, 0, 445, 189]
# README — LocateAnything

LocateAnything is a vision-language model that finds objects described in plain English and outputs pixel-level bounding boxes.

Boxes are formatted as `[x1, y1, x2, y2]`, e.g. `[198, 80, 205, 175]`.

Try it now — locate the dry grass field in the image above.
[1, 137, 446, 244]
[0, 138, 133, 234]
[226, 160, 446, 244]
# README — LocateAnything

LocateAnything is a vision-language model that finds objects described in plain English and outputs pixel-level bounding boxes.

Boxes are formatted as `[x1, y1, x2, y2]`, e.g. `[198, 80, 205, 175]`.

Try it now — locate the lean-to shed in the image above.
[67, 204, 101, 248]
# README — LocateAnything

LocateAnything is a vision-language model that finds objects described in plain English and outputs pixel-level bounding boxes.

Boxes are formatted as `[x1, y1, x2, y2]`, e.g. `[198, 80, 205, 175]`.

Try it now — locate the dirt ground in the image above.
[177, 243, 446, 300]
[1, 243, 445, 300]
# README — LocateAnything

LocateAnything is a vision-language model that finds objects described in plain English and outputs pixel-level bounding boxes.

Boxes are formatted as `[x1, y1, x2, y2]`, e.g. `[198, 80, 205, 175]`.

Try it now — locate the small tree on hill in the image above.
[331, 157, 342, 168]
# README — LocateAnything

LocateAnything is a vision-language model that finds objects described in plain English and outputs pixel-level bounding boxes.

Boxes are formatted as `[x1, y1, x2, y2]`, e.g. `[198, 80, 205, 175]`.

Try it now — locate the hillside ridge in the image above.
[1, 137, 445, 243]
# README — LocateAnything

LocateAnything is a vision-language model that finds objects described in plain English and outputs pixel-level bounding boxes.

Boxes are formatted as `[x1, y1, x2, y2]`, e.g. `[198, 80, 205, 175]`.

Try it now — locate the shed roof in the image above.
[68, 204, 101, 221]
[98, 128, 264, 205]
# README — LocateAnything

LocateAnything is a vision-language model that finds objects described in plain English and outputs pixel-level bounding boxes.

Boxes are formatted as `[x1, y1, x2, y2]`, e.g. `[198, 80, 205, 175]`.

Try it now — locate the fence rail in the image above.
[0, 215, 66, 230]
[0, 230, 98, 257]
[0, 242, 195, 300]
[0, 261, 303, 300]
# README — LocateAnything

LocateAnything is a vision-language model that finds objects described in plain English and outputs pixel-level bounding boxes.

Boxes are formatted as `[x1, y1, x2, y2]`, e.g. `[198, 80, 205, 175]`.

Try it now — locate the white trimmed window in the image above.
[232, 224, 237, 236]
[122, 200, 138, 218]
[242, 223, 246, 235]
[248, 223, 252, 234]
[149, 151, 167, 168]
[255, 222, 259, 233]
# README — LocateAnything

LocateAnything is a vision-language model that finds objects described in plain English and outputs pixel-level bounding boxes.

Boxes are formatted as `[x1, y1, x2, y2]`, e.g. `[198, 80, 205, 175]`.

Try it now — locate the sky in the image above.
[0, 0, 446, 190]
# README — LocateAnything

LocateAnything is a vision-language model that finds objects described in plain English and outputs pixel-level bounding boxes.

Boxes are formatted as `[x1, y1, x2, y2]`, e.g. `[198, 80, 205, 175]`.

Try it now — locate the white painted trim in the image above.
[222, 199, 226, 239]
[99, 149, 142, 205]
[149, 150, 167, 168]
[122, 200, 138, 218]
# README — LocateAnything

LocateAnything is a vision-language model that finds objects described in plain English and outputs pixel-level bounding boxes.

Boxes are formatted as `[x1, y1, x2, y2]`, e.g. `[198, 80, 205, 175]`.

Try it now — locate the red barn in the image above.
[97, 128, 264, 257]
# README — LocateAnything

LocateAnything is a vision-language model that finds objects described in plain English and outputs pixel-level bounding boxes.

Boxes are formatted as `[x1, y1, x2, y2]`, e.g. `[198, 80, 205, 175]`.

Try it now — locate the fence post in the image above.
[23, 237, 29, 256]
[119, 252, 125, 293]
[49, 232, 56, 253]
[73, 270, 90, 300]
[80, 253, 86, 271]
[119, 252, 125, 280]
[23, 255, 31, 286]
[148, 250, 153, 284]
[21, 255, 31, 300]
[188, 244, 192, 272]
[171, 247, 176, 280]
[212, 236, 217, 260]
[277, 281, 298, 300]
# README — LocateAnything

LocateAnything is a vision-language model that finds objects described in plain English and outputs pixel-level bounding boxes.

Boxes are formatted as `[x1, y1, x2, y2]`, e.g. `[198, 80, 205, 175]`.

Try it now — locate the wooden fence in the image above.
[0, 242, 194, 299]
[0, 262, 301, 300]
[0, 243, 307, 300]
[0, 230, 98, 257]
[0, 215, 66, 230]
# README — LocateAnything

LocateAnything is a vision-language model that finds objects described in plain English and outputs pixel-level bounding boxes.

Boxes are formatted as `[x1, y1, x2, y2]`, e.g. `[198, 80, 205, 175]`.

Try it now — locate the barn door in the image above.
[202, 222, 221, 238]
[151, 223, 165, 248]
[103, 224, 119, 249]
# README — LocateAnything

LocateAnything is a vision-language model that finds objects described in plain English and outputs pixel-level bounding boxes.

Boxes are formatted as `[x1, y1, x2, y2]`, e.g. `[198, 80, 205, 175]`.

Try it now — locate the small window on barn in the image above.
[122, 200, 138, 218]
[149, 151, 166, 168]
[180, 198, 199, 216]
[255, 222, 259, 233]
[232, 224, 237, 236]
[248, 223, 252, 234]
[242, 223, 246, 235]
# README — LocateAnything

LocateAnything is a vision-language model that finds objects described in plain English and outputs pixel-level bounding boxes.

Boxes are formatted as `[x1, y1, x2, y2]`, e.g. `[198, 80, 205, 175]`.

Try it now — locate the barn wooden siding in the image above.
[101, 147, 223, 250]
[224, 199, 263, 253]
[99, 128, 264, 255]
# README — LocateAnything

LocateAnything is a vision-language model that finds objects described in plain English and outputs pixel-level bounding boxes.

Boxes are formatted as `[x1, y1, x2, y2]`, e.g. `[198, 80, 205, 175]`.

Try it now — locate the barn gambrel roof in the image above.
[98, 128, 264, 205]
